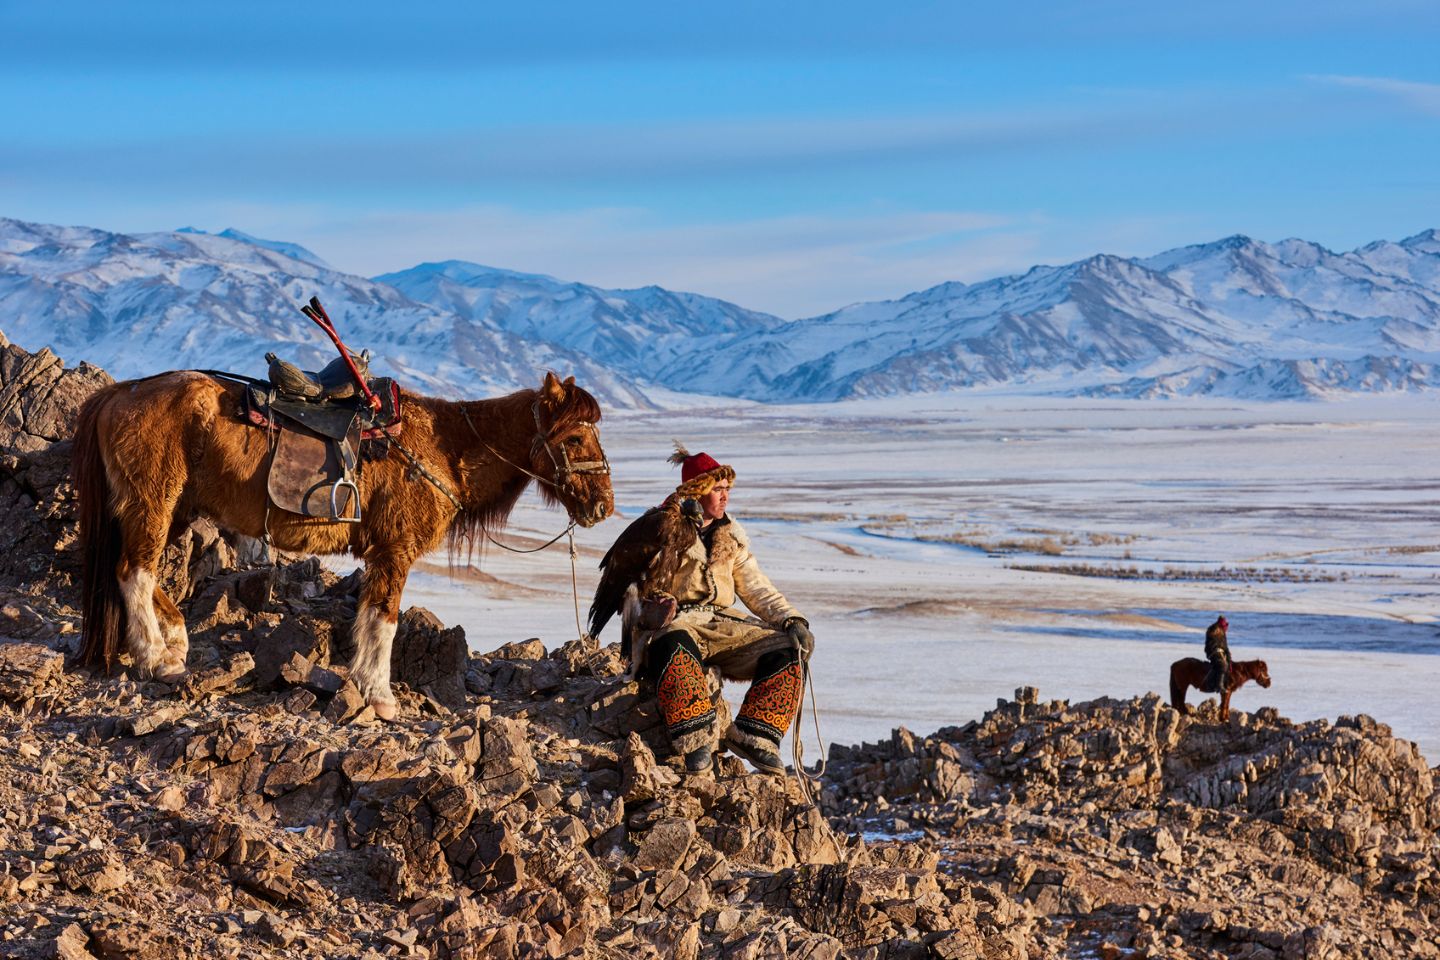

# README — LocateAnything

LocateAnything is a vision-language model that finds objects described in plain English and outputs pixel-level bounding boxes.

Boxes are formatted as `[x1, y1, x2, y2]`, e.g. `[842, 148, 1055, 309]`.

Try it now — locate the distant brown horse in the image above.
[72, 369, 613, 719]
[1169, 657, 1271, 720]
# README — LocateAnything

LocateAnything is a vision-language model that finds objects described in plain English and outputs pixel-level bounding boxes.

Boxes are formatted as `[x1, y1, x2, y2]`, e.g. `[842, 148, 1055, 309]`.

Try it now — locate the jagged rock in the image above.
[391, 607, 468, 711]
[0, 338, 112, 597]
[281, 687, 318, 714]
[0, 641, 65, 707]
[261, 739, 332, 797]
[86, 919, 173, 960]
[633, 816, 696, 872]
[123, 704, 188, 738]
[278, 652, 348, 698]
[587, 678, 667, 744]
[58, 850, 128, 894]
[49, 922, 97, 960]
[781, 860, 944, 949]
[253, 911, 296, 947]
[179, 651, 255, 699]
[154, 517, 242, 603]
[250, 614, 334, 687]
[233, 861, 327, 908]
[622, 732, 678, 803]
[486, 638, 547, 660]
[0, 338, 108, 454]
[473, 716, 538, 799]
[323, 681, 368, 724]
[0, 599, 50, 640]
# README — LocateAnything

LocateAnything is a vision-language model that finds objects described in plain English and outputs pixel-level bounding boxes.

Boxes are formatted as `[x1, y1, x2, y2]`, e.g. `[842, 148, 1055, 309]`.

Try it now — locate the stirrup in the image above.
[330, 477, 361, 523]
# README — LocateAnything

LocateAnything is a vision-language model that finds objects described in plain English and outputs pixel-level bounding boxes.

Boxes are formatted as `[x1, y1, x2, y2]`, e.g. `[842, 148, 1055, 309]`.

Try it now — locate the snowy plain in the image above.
[386, 392, 1440, 766]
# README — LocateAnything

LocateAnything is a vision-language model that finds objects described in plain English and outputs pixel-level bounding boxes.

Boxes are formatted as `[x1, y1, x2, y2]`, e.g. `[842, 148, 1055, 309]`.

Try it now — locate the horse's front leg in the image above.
[1219, 687, 1232, 721]
[350, 554, 414, 721]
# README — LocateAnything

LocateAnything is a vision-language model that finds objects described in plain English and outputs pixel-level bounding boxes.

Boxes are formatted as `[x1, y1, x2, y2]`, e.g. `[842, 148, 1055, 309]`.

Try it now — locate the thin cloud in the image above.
[225, 204, 1030, 318]
[0, 98, 1228, 195]
[1309, 74, 1440, 116]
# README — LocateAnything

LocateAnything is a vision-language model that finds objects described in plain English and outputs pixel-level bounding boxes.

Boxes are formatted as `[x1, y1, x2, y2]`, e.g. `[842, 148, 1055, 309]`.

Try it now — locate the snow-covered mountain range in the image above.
[0, 219, 662, 407]
[677, 232, 1440, 402]
[3, 216, 1439, 405]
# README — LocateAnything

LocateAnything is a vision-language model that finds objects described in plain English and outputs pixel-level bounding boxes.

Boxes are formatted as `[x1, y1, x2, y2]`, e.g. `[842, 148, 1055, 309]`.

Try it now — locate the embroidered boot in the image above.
[651, 630, 717, 760]
[728, 649, 803, 777]
[724, 729, 786, 776]
[683, 743, 714, 774]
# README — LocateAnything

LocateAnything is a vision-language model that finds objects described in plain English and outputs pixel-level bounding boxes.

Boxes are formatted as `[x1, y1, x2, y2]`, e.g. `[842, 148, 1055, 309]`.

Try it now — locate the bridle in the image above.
[460, 400, 610, 511]
[527, 401, 610, 496]
[457, 399, 610, 640]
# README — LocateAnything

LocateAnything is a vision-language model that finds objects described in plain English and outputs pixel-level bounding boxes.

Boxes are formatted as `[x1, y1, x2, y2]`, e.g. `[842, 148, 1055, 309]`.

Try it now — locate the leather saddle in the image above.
[242, 356, 404, 523]
[265, 350, 371, 401]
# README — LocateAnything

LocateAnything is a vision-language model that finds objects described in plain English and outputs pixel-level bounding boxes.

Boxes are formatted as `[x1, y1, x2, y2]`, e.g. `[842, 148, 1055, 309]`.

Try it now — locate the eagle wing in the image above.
[588, 498, 701, 644]
[589, 506, 666, 641]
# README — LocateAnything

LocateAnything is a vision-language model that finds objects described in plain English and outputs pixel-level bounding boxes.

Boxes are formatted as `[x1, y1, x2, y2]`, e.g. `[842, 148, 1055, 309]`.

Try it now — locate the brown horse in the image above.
[1169, 657, 1271, 720]
[72, 369, 613, 719]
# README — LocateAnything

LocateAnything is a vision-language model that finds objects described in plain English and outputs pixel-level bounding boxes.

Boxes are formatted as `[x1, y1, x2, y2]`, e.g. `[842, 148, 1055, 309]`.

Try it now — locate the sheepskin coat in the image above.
[630, 514, 801, 679]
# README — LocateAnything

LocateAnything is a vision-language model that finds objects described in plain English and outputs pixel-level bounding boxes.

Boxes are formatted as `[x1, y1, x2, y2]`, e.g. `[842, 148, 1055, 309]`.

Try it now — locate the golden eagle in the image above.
[588, 493, 704, 673]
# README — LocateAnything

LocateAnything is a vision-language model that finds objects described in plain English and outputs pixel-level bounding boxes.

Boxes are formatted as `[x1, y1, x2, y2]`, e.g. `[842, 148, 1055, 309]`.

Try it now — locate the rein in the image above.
[481, 522, 575, 554]
[459, 401, 610, 498]
[458, 402, 603, 644]
[791, 647, 829, 806]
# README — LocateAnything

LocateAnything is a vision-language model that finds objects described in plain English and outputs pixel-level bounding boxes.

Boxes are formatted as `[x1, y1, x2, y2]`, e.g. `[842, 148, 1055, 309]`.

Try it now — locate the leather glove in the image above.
[784, 618, 814, 659]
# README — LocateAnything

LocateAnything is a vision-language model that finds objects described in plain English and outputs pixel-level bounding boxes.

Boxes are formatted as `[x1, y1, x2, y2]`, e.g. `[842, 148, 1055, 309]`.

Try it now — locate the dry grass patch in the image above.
[1008, 562, 1346, 583]
[862, 519, 1138, 558]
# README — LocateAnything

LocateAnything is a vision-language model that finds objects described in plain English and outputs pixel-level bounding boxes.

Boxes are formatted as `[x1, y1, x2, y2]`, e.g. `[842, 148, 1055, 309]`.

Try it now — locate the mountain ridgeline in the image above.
[3, 217, 1439, 406]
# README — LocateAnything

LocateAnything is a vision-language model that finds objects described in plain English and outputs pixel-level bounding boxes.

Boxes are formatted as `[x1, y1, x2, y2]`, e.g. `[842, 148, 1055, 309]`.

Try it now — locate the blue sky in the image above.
[3, 1, 1439, 317]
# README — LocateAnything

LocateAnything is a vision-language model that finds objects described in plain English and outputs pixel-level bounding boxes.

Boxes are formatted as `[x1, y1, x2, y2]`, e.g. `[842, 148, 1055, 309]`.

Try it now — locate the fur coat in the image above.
[626, 515, 801, 679]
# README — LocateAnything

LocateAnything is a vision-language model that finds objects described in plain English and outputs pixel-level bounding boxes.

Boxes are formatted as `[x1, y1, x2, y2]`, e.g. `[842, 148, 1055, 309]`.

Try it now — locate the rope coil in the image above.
[791, 647, 828, 805]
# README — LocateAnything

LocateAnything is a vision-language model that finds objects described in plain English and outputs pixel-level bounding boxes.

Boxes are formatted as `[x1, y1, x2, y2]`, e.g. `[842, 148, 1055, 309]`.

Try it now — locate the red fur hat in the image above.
[668, 441, 735, 497]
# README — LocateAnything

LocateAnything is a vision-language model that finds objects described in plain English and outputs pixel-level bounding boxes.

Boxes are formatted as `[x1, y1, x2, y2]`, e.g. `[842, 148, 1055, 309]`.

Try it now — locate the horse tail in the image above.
[1169, 661, 1187, 711]
[73, 389, 124, 672]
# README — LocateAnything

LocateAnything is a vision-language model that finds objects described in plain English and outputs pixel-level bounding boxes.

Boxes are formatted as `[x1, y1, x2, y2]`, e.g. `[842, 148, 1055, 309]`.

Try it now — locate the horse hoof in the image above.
[157, 667, 189, 685]
[370, 699, 398, 722]
[136, 661, 186, 684]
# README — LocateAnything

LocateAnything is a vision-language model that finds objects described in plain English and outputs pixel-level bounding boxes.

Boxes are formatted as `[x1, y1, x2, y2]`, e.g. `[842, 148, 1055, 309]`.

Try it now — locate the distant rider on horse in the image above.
[1204, 614, 1231, 693]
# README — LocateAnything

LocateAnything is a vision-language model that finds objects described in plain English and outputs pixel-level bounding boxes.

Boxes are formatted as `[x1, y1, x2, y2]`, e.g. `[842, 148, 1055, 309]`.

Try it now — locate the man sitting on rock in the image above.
[1204, 614, 1231, 693]
[591, 444, 813, 777]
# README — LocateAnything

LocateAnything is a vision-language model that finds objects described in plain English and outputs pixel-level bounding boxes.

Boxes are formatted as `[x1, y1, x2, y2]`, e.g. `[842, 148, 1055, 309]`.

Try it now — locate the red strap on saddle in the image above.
[301, 297, 383, 412]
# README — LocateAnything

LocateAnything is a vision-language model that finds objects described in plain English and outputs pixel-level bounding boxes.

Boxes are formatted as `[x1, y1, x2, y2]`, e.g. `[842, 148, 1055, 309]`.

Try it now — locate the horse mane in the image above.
[1232, 658, 1266, 679]
[434, 380, 604, 564]
[538, 381, 602, 439]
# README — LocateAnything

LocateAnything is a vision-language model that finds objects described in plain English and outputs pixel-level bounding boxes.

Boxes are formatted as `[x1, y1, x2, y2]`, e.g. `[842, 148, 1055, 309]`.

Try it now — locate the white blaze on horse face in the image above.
[350, 605, 398, 705]
[119, 568, 166, 673]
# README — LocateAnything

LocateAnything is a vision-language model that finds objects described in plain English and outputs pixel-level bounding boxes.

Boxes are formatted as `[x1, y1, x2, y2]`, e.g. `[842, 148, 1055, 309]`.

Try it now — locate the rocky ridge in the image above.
[0, 341, 1436, 959]
[823, 688, 1439, 958]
